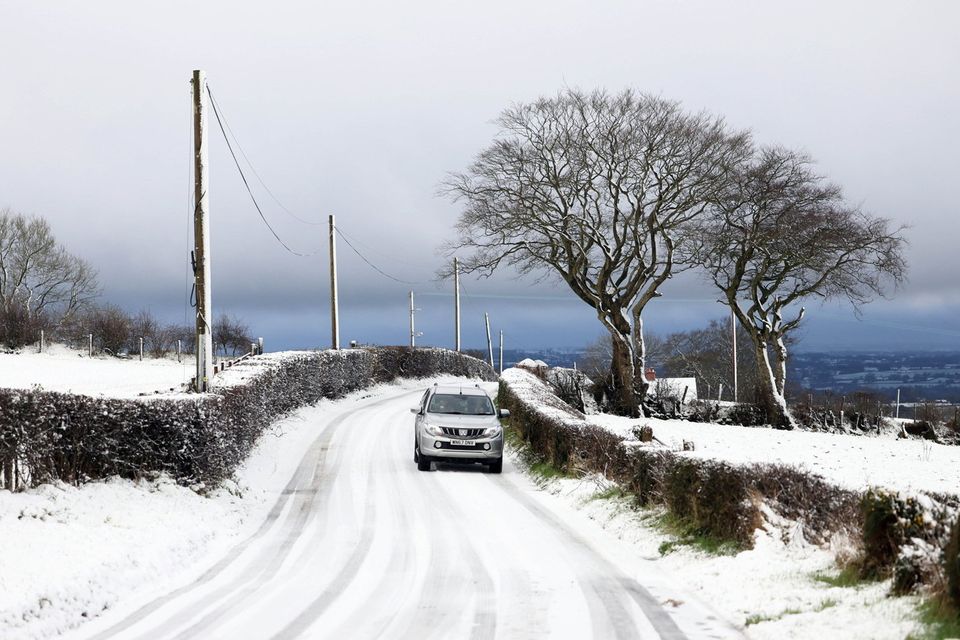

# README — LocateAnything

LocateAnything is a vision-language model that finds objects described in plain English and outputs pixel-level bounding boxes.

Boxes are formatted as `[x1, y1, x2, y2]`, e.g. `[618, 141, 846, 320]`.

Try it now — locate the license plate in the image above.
[449, 439, 474, 446]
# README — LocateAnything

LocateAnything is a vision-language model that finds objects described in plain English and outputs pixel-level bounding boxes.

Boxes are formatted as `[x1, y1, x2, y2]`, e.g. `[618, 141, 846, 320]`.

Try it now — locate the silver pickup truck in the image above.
[411, 384, 509, 473]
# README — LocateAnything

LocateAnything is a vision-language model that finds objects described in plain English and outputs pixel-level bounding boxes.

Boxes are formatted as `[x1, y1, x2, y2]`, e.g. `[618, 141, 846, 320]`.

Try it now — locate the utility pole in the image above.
[731, 308, 738, 403]
[453, 257, 461, 352]
[484, 313, 494, 369]
[329, 214, 340, 350]
[498, 330, 504, 374]
[192, 69, 214, 392]
[409, 290, 417, 348]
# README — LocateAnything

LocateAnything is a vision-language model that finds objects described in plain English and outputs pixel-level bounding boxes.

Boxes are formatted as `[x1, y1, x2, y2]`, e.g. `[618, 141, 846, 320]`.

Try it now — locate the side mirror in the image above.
[499, 408, 511, 419]
[410, 407, 420, 414]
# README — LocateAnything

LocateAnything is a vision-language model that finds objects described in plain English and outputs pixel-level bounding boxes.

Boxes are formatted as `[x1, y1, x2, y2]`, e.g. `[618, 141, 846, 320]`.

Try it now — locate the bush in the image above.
[0, 347, 495, 490]
[948, 516, 960, 611]
[500, 369, 859, 549]
[0, 305, 48, 350]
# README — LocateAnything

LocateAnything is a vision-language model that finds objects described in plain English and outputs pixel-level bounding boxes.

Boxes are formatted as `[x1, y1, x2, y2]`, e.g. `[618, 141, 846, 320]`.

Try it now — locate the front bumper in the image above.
[419, 431, 503, 461]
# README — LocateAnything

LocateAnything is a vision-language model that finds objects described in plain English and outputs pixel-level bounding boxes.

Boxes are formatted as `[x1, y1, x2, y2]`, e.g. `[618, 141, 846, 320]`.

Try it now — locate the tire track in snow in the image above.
[83, 391, 408, 640]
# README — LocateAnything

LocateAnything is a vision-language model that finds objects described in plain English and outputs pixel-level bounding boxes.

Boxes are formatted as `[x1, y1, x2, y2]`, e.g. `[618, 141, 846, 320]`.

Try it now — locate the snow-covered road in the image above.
[64, 388, 740, 640]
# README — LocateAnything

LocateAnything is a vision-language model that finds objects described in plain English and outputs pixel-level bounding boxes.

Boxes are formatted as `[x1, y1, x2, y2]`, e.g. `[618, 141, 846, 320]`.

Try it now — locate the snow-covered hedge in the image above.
[500, 366, 960, 599]
[0, 347, 494, 489]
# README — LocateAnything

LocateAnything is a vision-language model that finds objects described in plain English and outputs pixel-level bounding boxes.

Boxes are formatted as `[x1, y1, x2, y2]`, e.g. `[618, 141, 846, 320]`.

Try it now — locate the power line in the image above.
[205, 88, 325, 227]
[206, 84, 322, 258]
[335, 228, 422, 285]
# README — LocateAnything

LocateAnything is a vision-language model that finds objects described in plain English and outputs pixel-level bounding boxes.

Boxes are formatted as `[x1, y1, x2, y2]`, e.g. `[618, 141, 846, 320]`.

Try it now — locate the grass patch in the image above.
[652, 512, 740, 557]
[529, 461, 564, 480]
[813, 565, 872, 589]
[591, 485, 627, 501]
[907, 599, 960, 640]
[744, 600, 837, 627]
[503, 425, 568, 482]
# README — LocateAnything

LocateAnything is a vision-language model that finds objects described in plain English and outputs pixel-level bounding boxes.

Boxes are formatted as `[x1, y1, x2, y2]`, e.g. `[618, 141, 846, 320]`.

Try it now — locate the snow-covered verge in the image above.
[506, 456, 925, 639]
[498, 367, 960, 635]
[0, 379, 432, 640]
[0, 347, 494, 491]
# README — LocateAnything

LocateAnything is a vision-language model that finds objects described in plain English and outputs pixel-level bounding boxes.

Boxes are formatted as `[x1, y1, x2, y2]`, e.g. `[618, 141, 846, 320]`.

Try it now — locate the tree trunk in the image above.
[773, 334, 789, 396]
[607, 329, 640, 417]
[631, 311, 651, 403]
[754, 338, 795, 429]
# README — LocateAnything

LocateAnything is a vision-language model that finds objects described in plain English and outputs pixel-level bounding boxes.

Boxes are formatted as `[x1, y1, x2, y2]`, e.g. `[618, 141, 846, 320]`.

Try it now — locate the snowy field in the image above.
[592, 413, 960, 496]
[0, 345, 193, 398]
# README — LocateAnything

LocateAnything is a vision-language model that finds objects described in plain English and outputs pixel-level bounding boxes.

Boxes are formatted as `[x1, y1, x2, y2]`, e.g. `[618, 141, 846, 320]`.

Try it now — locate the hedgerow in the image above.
[0, 347, 494, 489]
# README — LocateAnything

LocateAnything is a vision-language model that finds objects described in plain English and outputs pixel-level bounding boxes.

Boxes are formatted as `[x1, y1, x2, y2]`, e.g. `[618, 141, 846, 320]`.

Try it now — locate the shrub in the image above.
[945, 516, 960, 610]
[0, 347, 495, 490]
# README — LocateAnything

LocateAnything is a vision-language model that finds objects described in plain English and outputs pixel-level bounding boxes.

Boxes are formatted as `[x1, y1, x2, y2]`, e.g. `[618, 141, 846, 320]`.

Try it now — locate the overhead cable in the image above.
[206, 84, 322, 257]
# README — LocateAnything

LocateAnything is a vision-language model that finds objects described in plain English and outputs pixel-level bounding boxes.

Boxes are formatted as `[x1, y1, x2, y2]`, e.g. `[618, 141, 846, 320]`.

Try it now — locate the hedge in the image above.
[0, 346, 495, 489]
[498, 368, 959, 601]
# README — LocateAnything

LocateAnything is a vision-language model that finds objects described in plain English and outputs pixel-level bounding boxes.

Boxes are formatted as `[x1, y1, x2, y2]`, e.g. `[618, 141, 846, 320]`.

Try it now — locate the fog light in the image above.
[483, 443, 491, 450]
[434, 441, 442, 449]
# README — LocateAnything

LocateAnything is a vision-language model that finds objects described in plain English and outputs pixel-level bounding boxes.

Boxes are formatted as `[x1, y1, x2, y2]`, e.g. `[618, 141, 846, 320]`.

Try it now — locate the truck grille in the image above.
[440, 427, 484, 438]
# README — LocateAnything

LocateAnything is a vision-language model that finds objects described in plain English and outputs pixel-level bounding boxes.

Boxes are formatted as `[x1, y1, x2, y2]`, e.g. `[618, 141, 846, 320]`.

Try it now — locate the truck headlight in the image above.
[483, 426, 502, 437]
[424, 423, 445, 437]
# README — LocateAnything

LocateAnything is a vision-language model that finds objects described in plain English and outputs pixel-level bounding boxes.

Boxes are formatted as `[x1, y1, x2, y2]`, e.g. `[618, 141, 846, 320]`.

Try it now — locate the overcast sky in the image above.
[2, 1, 958, 353]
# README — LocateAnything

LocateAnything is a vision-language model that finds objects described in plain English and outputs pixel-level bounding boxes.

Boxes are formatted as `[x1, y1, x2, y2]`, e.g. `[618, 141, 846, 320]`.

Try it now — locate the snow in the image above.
[510, 463, 925, 640]
[0, 379, 431, 640]
[590, 412, 960, 496]
[650, 377, 699, 401]
[0, 344, 193, 398]
[0, 377, 745, 640]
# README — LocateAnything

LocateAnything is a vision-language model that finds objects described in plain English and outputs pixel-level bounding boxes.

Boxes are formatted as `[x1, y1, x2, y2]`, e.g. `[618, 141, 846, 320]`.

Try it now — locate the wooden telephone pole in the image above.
[731, 308, 738, 403]
[484, 313, 494, 369]
[499, 330, 504, 374]
[192, 69, 214, 392]
[329, 214, 340, 349]
[409, 290, 417, 348]
[453, 257, 461, 352]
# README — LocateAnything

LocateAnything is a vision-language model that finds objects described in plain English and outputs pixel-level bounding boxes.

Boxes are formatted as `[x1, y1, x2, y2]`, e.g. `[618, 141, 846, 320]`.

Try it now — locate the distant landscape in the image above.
[504, 348, 960, 404]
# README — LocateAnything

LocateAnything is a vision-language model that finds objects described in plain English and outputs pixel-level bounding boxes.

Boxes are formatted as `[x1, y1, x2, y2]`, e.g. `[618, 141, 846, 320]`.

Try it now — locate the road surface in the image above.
[72, 388, 742, 639]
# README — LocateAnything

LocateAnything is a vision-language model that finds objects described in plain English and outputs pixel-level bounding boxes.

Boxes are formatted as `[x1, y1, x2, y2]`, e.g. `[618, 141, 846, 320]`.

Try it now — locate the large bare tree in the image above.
[0, 209, 99, 346]
[688, 147, 907, 427]
[443, 89, 750, 415]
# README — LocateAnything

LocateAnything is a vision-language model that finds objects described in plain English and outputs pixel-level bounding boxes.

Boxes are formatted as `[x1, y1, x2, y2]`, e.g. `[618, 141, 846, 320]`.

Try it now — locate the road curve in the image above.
[71, 388, 743, 640]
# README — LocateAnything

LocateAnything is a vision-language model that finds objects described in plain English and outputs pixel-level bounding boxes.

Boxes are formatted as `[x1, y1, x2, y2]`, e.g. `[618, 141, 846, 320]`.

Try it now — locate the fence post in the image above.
[39, 329, 44, 353]
[88, 333, 93, 357]
[177, 339, 182, 363]
[139, 337, 144, 361]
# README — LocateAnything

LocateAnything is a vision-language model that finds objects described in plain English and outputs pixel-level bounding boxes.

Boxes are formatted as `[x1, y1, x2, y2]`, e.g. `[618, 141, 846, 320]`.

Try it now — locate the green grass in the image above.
[590, 485, 627, 501]
[502, 425, 568, 482]
[813, 565, 871, 589]
[907, 599, 960, 640]
[651, 512, 740, 557]
[744, 600, 837, 627]
[529, 461, 564, 480]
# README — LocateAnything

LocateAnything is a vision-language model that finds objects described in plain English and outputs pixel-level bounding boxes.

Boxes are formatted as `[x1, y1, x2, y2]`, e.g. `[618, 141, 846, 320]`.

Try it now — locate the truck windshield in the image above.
[427, 393, 495, 415]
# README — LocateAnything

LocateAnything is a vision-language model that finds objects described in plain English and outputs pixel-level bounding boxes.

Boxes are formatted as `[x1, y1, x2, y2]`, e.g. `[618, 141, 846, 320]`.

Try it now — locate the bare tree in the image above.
[443, 89, 750, 416]
[657, 318, 761, 403]
[688, 147, 906, 427]
[129, 309, 158, 354]
[0, 210, 99, 347]
[213, 313, 253, 357]
[87, 304, 131, 354]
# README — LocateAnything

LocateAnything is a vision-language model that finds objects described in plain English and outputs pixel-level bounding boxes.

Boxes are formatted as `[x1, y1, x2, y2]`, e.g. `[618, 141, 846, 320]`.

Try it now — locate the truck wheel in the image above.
[487, 457, 503, 474]
[417, 455, 431, 472]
